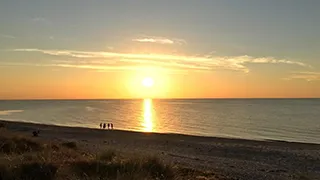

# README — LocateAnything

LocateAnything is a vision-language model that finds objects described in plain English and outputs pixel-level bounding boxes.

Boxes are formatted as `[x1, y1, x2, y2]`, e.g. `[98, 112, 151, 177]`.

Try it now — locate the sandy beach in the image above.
[1, 119, 319, 180]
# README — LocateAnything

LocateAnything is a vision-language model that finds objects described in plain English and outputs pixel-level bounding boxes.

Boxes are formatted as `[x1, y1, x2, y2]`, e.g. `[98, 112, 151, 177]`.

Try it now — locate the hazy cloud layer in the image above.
[286, 72, 320, 81]
[11, 48, 309, 73]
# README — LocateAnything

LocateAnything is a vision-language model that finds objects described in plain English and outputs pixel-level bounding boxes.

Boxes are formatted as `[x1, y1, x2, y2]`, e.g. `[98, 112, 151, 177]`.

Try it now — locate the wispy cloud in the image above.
[285, 72, 320, 81]
[0, 61, 188, 74]
[0, 34, 16, 39]
[10, 48, 309, 73]
[132, 35, 186, 45]
[133, 38, 174, 44]
[31, 17, 51, 25]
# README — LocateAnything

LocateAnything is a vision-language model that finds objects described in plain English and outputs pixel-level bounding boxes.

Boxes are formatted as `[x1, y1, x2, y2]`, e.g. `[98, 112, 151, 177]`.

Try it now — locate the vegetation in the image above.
[0, 122, 5, 128]
[0, 128, 214, 180]
[98, 149, 117, 161]
[61, 141, 77, 150]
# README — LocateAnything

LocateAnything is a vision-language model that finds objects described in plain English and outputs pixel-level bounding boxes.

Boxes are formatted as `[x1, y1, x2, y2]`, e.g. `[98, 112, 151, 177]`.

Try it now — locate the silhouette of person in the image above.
[99, 123, 102, 129]
[111, 123, 113, 130]
[103, 123, 106, 129]
[107, 123, 110, 129]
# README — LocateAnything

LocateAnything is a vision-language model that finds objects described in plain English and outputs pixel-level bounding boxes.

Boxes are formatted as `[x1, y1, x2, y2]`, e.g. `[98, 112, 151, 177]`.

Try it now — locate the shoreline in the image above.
[1, 119, 319, 146]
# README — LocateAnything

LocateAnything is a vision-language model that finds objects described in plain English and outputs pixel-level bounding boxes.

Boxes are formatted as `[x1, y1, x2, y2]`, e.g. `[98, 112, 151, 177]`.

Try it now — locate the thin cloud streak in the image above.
[12, 48, 309, 73]
[0, 34, 16, 39]
[132, 35, 187, 45]
[0, 61, 188, 74]
[31, 17, 51, 25]
[119, 59, 211, 70]
[133, 38, 174, 44]
[286, 72, 320, 81]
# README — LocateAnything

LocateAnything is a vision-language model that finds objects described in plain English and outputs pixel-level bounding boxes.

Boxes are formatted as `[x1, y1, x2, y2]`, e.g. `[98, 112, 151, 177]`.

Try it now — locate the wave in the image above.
[85, 106, 95, 112]
[0, 110, 24, 115]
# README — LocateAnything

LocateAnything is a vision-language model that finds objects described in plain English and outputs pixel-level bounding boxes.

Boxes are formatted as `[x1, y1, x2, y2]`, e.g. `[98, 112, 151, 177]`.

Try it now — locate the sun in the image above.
[142, 77, 154, 87]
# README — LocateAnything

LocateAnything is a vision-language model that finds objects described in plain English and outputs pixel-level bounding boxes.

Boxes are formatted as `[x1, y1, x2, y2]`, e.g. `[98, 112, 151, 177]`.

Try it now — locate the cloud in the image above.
[11, 48, 309, 73]
[133, 38, 174, 44]
[132, 35, 187, 45]
[31, 17, 51, 25]
[285, 72, 320, 81]
[0, 34, 15, 39]
[0, 61, 188, 74]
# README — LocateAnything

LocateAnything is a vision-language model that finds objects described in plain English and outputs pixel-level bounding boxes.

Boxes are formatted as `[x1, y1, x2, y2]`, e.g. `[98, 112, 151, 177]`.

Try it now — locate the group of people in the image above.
[100, 123, 114, 130]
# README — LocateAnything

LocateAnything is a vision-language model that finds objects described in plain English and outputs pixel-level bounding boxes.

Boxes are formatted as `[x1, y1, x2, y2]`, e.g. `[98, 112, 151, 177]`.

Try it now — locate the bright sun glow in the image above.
[142, 98, 153, 132]
[142, 77, 154, 87]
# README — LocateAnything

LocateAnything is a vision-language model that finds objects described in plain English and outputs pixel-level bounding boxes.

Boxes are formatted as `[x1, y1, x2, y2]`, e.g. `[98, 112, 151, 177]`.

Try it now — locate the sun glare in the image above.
[142, 77, 154, 87]
[142, 98, 153, 132]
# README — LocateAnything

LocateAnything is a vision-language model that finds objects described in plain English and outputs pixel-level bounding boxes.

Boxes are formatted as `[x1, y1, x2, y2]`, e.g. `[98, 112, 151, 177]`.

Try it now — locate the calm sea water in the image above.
[0, 99, 319, 144]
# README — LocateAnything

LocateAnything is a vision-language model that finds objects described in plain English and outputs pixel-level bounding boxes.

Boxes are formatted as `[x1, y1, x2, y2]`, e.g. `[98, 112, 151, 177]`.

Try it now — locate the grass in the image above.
[71, 156, 174, 180]
[0, 135, 43, 154]
[61, 141, 77, 150]
[0, 122, 5, 128]
[1, 162, 58, 180]
[0, 129, 213, 180]
[98, 149, 117, 161]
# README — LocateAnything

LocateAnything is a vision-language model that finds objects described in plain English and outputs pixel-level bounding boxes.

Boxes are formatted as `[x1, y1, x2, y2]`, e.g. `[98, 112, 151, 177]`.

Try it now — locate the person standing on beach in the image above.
[107, 123, 110, 129]
[103, 123, 106, 129]
[111, 123, 113, 130]
[99, 123, 102, 129]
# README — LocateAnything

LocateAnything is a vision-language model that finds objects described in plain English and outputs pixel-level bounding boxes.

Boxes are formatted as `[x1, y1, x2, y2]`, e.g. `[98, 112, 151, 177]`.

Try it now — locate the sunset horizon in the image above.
[1, 1, 319, 179]
[1, 1, 320, 99]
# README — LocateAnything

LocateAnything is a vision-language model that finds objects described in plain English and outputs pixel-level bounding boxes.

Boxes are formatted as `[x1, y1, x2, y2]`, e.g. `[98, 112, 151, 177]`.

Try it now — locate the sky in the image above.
[0, 0, 320, 99]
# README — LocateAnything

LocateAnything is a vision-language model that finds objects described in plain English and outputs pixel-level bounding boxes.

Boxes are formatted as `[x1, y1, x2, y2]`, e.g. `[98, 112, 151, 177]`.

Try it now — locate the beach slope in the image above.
[1, 120, 319, 180]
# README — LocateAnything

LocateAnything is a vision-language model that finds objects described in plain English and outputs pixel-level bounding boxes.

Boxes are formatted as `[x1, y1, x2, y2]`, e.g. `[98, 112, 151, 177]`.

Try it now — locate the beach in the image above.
[1, 119, 319, 180]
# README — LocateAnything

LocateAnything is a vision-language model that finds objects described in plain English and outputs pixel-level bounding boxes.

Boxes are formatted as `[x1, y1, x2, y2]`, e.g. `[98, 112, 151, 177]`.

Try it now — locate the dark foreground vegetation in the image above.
[0, 127, 217, 180]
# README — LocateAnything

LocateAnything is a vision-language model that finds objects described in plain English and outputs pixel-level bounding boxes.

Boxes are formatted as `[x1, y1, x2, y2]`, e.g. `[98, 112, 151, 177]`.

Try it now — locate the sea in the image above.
[0, 99, 319, 144]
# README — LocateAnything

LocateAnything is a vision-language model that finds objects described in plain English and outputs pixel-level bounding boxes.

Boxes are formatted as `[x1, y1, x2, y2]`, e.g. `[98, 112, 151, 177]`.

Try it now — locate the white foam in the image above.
[0, 110, 24, 115]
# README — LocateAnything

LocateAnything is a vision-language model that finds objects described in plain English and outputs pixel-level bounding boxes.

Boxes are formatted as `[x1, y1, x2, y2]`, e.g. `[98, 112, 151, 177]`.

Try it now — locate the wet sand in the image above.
[1, 119, 319, 180]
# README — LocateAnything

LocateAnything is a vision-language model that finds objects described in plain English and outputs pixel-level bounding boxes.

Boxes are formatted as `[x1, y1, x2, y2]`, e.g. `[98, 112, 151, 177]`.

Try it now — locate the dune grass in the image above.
[61, 141, 77, 150]
[0, 128, 214, 180]
[98, 149, 117, 161]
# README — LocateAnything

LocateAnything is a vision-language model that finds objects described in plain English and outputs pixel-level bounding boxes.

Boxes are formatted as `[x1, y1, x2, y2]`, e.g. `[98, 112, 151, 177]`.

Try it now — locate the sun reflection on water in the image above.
[142, 98, 153, 132]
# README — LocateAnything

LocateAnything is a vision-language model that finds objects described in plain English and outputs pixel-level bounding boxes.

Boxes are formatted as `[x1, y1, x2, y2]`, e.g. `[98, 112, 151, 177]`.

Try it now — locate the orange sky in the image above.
[1, 1, 320, 99]
[1, 64, 319, 99]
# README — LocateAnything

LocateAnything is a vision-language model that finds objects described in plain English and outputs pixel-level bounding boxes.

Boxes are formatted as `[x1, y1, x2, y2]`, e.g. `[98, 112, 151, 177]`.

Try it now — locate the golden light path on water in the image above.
[142, 98, 153, 132]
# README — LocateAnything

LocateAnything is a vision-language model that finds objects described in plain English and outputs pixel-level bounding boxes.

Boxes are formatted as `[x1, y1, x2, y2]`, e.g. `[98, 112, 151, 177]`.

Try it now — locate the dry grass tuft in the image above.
[0, 136, 42, 154]
[0, 162, 57, 180]
[61, 141, 77, 150]
[72, 156, 174, 180]
[99, 149, 117, 161]
[0, 122, 6, 128]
